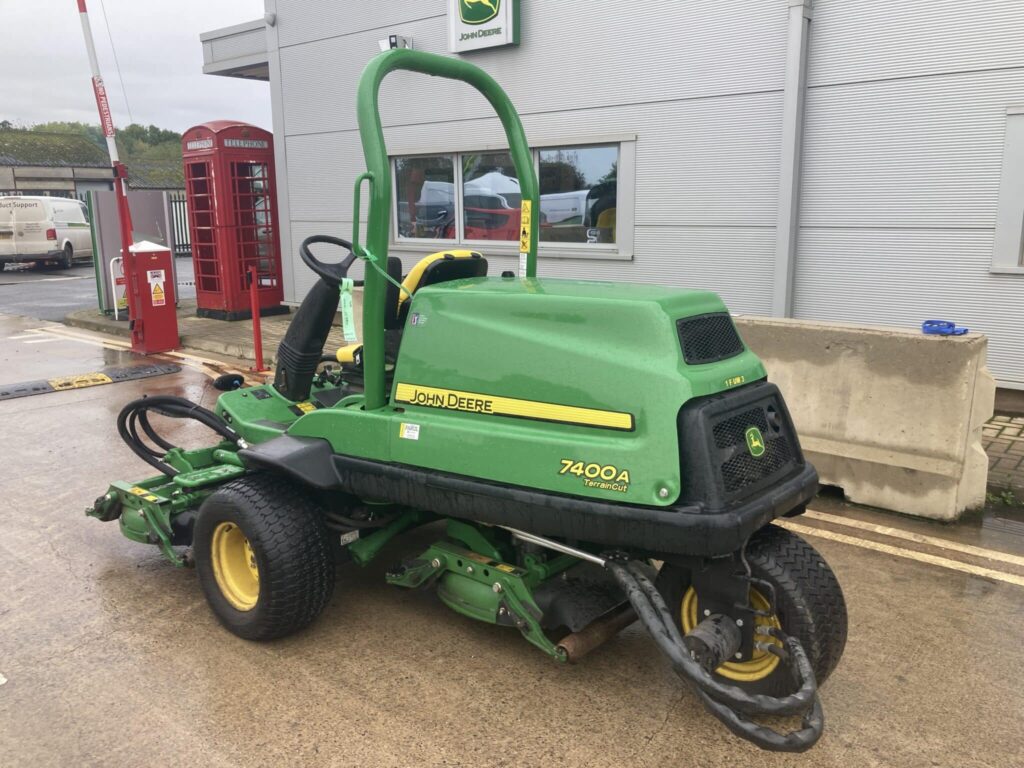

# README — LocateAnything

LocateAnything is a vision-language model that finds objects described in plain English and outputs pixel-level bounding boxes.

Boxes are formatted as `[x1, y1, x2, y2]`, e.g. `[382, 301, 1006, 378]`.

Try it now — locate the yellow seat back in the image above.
[595, 207, 616, 242]
[398, 250, 486, 307]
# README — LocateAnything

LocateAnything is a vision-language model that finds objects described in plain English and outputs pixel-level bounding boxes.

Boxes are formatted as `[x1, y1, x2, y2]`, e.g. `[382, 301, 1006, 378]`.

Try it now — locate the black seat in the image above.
[334, 251, 488, 369]
[394, 251, 488, 327]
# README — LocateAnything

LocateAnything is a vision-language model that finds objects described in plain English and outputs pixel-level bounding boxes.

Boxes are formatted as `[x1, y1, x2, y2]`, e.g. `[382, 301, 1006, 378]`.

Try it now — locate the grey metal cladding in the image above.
[809, 0, 1024, 87]
[278, 1, 788, 137]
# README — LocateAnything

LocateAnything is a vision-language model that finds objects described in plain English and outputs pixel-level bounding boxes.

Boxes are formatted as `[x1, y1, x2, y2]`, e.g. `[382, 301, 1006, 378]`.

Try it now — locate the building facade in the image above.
[0, 130, 114, 197]
[203, 1, 1024, 387]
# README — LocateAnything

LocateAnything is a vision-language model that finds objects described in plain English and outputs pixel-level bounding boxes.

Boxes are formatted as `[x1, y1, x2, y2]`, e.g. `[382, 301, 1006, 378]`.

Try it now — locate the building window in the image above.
[539, 145, 617, 245]
[391, 139, 633, 260]
[462, 151, 520, 242]
[992, 106, 1024, 273]
[395, 154, 456, 240]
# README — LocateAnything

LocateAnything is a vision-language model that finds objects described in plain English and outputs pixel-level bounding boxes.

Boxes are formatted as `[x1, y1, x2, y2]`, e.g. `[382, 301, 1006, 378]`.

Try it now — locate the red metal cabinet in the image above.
[182, 121, 287, 320]
[126, 241, 179, 354]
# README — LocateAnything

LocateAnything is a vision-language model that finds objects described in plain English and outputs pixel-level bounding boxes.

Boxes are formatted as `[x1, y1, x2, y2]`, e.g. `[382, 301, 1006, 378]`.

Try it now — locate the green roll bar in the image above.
[353, 49, 540, 411]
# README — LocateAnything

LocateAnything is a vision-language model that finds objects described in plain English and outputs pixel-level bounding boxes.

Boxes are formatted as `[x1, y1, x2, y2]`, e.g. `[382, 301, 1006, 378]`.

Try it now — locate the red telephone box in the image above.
[182, 121, 287, 320]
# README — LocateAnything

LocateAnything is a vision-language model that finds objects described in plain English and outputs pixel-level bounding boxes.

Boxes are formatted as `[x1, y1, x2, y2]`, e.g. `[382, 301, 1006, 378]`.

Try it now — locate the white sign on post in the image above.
[448, 0, 520, 53]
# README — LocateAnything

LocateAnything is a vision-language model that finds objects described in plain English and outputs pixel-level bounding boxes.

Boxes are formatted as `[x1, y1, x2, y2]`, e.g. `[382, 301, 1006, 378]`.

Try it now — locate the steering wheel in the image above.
[299, 235, 356, 287]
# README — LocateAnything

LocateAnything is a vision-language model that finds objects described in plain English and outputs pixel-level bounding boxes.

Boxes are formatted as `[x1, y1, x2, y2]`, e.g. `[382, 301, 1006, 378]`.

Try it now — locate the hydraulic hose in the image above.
[606, 559, 824, 752]
[117, 395, 244, 477]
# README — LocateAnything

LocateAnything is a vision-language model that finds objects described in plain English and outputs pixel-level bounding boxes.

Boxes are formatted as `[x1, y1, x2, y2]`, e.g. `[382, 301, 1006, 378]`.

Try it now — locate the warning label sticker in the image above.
[147, 269, 166, 307]
[518, 200, 532, 277]
[519, 200, 532, 253]
[115, 271, 127, 310]
[399, 422, 420, 441]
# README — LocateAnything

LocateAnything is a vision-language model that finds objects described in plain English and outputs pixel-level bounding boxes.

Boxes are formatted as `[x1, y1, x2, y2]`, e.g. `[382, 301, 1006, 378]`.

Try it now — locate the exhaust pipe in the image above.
[557, 603, 636, 662]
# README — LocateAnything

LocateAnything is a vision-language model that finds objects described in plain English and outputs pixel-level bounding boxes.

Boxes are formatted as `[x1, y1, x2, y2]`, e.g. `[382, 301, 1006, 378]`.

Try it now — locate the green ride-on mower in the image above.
[87, 50, 846, 752]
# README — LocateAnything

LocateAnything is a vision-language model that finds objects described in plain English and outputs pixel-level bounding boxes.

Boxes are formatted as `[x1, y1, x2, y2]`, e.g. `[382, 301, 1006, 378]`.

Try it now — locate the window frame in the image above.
[389, 134, 635, 261]
[392, 152, 459, 246]
[992, 106, 1024, 274]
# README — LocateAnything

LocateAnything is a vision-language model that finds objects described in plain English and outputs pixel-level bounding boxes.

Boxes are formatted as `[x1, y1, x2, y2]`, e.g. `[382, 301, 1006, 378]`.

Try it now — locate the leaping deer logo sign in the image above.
[745, 426, 766, 458]
[460, 0, 500, 25]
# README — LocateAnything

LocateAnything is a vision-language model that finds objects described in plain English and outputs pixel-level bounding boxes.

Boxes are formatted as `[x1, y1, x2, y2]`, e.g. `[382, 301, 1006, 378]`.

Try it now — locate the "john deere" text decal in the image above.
[394, 383, 634, 431]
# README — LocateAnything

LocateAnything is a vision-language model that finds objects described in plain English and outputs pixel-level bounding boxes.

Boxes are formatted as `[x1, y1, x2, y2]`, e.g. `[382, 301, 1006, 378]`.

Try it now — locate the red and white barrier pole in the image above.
[76, 0, 134, 273]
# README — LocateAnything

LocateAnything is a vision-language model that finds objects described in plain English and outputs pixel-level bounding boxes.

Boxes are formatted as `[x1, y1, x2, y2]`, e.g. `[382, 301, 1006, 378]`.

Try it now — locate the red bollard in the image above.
[248, 266, 268, 372]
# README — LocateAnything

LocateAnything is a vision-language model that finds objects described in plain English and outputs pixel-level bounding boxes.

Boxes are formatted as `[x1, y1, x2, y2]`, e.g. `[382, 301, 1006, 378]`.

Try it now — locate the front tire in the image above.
[194, 474, 335, 640]
[60, 243, 74, 270]
[656, 524, 847, 696]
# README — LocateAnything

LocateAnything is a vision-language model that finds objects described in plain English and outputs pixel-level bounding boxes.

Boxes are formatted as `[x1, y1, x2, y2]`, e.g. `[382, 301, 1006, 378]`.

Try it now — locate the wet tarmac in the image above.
[1, 312, 1023, 768]
[0, 258, 195, 322]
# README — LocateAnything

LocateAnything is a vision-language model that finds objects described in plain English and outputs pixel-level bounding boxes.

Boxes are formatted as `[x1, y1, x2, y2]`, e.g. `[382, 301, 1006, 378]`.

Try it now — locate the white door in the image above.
[69, 202, 92, 255]
[7, 199, 48, 256]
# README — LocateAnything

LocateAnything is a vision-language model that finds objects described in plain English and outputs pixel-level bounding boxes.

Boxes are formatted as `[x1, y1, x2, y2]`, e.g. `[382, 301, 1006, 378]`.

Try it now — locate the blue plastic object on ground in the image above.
[922, 319, 968, 336]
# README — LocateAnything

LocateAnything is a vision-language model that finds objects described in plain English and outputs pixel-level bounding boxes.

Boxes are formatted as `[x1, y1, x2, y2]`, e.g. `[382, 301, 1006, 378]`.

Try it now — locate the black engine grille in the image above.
[676, 382, 804, 511]
[676, 313, 745, 365]
[713, 405, 796, 495]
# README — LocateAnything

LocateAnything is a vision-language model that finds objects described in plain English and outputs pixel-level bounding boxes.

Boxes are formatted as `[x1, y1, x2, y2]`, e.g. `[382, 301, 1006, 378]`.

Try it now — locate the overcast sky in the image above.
[1, 0, 271, 132]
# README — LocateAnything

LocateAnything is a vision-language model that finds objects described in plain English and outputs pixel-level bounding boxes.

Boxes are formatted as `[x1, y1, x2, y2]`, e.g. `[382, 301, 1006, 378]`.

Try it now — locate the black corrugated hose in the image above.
[117, 395, 244, 477]
[607, 559, 824, 752]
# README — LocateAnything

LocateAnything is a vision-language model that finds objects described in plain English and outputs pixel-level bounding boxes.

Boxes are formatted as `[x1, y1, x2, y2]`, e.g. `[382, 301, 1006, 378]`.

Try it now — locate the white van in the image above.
[0, 196, 93, 270]
[540, 189, 591, 225]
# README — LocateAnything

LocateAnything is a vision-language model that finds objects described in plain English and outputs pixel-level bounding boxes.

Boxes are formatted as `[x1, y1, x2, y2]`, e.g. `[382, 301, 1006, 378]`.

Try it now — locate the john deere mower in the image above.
[87, 50, 846, 752]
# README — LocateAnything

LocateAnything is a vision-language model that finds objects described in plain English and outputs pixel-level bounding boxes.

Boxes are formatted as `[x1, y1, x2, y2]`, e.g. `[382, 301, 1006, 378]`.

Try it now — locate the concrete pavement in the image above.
[985, 413, 1024, 494]
[1, 312, 1024, 767]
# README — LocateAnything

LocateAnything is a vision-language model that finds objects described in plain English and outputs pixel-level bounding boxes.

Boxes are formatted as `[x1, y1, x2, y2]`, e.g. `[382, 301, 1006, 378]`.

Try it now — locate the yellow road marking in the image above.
[29, 327, 255, 383]
[804, 509, 1024, 569]
[28, 325, 129, 352]
[779, 520, 1024, 588]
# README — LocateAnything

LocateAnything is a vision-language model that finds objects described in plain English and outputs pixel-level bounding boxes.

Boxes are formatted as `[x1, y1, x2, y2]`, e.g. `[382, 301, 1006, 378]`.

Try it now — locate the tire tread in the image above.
[745, 524, 848, 685]
[196, 474, 334, 640]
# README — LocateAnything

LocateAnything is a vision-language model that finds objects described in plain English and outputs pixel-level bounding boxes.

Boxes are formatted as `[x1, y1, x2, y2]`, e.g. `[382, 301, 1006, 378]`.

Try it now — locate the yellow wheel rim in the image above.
[211, 522, 260, 611]
[681, 586, 782, 682]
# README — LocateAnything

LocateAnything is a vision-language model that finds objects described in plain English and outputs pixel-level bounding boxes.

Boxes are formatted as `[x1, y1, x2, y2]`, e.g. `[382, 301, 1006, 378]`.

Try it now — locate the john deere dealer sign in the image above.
[448, 0, 520, 53]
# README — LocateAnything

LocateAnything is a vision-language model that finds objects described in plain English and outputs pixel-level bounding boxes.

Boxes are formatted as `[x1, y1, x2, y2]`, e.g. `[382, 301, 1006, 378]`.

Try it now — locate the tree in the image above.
[596, 161, 617, 187]
[540, 159, 586, 192]
[24, 120, 182, 166]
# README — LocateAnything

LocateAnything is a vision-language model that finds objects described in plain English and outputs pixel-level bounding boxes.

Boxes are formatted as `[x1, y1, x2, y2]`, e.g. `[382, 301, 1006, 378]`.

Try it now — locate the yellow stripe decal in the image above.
[394, 383, 633, 431]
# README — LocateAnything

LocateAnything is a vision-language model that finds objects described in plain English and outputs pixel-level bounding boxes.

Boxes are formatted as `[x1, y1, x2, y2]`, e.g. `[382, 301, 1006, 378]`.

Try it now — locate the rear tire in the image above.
[194, 474, 335, 641]
[60, 243, 74, 270]
[656, 524, 847, 696]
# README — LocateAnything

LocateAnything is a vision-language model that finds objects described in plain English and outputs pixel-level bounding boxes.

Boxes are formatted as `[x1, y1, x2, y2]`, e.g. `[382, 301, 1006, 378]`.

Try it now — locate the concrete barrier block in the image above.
[734, 317, 995, 520]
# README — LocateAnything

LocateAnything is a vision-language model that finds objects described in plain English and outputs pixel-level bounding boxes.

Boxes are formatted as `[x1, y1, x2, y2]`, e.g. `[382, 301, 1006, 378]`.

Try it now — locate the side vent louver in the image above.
[676, 313, 745, 365]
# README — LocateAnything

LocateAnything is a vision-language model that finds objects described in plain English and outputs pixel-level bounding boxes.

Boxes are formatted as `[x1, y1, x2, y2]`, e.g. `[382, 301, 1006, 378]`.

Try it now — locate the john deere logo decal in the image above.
[745, 426, 766, 458]
[461, 0, 500, 24]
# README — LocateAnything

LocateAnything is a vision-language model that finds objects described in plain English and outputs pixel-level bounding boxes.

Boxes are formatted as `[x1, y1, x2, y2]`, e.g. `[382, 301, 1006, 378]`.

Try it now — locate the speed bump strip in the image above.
[0, 363, 181, 401]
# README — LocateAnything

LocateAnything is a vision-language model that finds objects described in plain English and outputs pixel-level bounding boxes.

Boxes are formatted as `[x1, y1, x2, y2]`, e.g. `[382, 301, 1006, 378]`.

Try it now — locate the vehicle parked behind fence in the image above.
[0, 196, 92, 270]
